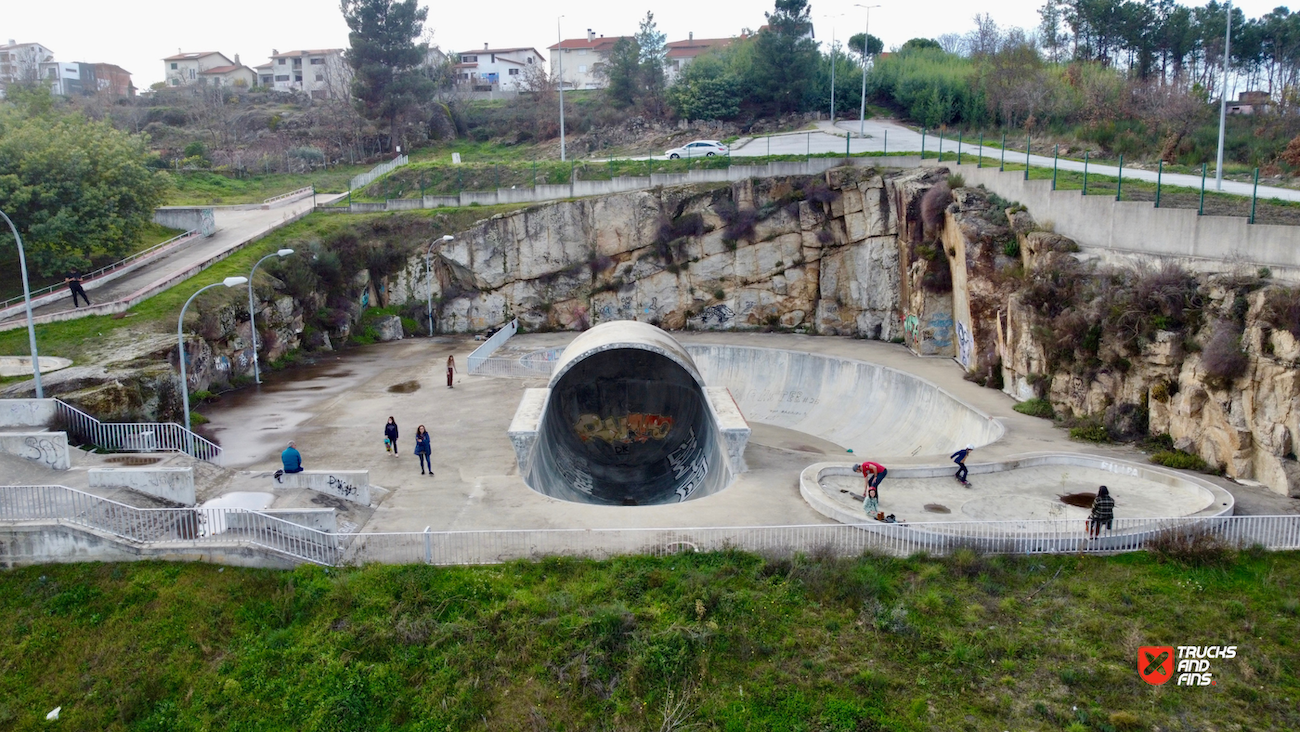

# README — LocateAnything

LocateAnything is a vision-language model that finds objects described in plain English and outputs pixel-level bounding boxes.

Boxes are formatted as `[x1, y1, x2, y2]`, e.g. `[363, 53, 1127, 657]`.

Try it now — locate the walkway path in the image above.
[0, 193, 346, 331]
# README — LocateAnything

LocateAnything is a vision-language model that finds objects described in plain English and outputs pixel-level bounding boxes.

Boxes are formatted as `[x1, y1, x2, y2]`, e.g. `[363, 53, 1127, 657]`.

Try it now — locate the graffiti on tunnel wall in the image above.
[666, 428, 709, 502]
[575, 413, 674, 446]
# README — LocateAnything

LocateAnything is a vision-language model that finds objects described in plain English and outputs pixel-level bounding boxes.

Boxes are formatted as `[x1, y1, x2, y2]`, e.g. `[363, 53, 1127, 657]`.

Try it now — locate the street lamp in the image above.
[426, 235, 454, 336]
[855, 4, 881, 137]
[822, 15, 844, 124]
[0, 209, 43, 398]
[558, 15, 567, 163]
[1214, 1, 1232, 191]
[178, 277, 248, 455]
[248, 248, 294, 384]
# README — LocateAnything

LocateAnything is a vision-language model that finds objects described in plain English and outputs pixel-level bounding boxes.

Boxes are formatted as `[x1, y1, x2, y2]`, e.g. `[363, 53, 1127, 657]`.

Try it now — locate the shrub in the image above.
[1264, 287, 1300, 338]
[1202, 320, 1249, 388]
[800, 179, 838, 205]
[1150, 450, 1209, 472]
[1013, 398, 1054, 419]
[1002, 239, 1020, 258]
[715, 200, 758, 242]
[920, 181, 952, 240]
[1069, 417, 1110, 443]
[1147, 526, 1236, 566]
[947, 173, 965, 188]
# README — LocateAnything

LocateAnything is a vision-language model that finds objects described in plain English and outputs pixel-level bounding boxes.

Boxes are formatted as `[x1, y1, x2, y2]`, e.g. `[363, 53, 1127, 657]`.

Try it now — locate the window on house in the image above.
[170, 62, 177, 69]
[277, 58, 285, 65]
[315, 74, 323, 81]
[462, 55, 477, 62]
[275, 74, 289, 81]
[528, 57, 534, 63]
[579, 49, 587, 55]
[294, 75, 302, 82]
[310, 58, 323, 64]
[508, 68, 519, 75]
[171, 78, 179, 85]
[189, 68, 195, 79]
[578, 65, 587, 73]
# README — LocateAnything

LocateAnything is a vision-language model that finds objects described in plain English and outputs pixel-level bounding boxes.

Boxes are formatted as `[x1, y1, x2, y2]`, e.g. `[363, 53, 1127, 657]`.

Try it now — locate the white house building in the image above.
[0, 41, 55, 93]
[163, 51, 235, 87]
[453, 45, 546, 91]
[548, 30, 630, 90]
[266, 49, 349, 99]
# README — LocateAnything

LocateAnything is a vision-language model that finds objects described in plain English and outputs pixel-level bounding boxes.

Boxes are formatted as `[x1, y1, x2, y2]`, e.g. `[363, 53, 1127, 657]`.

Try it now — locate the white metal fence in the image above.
[262, 186, 313, 206]
[466, 318, 518, 374]
[53, 399, 222, 464]
[350, 154, 409, 191]
[5, 485, 1299, 567]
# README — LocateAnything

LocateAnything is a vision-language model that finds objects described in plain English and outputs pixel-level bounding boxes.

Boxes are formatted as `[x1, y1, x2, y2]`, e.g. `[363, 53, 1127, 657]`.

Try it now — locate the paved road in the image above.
[1, 194, 343, 329]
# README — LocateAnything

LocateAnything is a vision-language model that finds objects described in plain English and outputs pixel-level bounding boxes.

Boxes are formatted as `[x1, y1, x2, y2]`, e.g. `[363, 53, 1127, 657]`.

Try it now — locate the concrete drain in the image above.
[105, 456, 162, 466]
[1060, 492, 1097, 508]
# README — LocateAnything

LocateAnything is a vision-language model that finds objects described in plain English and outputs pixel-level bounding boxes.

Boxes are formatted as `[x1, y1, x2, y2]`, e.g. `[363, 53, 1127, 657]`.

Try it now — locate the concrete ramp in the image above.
[686, 345, 1003, 457]
[511, 322, 747, 506]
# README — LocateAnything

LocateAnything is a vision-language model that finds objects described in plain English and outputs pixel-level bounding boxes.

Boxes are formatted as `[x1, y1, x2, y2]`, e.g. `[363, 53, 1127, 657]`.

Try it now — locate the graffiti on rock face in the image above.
[699, 304, 734, 326]
[575, 413, 674, 445]
[955, 320, 974, 368]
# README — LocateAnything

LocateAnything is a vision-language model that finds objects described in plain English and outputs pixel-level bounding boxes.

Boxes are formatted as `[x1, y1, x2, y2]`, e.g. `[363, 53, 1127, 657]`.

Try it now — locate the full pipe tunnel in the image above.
[511, 323, 747, 506]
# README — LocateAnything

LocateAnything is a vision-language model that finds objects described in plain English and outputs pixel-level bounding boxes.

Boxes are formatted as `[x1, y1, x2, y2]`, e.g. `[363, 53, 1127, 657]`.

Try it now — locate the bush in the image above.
[716, 200, 758, 242]
[947, 173, 965, 188]
[920, 181, 952, 240]
[1013, 398, 1054, 419]
[1147, 526, 1236, 566]
[1069, 417, 1110, 443]
[1264, 287, 1300, 338]
[1202, 320, 1249, 388]
[1150, 450, 1209, 472]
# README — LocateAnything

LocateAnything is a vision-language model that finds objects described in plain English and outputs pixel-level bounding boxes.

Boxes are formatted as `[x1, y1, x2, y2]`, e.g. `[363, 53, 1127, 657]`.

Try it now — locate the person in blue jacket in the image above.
[276, 441, 303, 482]
[414, 425, 433, 476]
[384, 416, 399, 456]
[951, 444, 973, 486]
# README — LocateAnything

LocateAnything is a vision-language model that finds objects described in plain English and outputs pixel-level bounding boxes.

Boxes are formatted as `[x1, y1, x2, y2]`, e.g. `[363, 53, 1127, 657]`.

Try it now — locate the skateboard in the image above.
[954, 475, 972, 488]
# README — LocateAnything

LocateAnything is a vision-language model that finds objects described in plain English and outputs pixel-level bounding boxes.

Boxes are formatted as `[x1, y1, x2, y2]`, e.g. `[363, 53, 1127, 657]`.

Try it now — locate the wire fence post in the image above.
[920, 128, 926, 160]
[1199, 163, 1207, 215]
[1052, 144, 1058, 190]
[1155, 160, 1162, 208]
[937, 130, 944, 162]
[957, 131, 963, 165]
[883, 129, 887, 155]
[806, 131, 810, 162]
[1024, 134, 1030, 180]
[846, 131, 850, 159]
[1082, 152, 1089, 195]
[1116, 154, 1124, 201]
[1250, 167, 1259, 224]
[767, 135, 771, 158]
[999, 132, 1006, 171]
[976, 132, 982, 168]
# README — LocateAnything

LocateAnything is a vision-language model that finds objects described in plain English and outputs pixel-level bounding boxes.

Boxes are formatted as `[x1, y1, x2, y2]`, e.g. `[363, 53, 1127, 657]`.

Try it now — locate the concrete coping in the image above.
[88, 467, 197, 506]
[280, 470, 371, 506]
[548, 321, 705, 389]
[800, 452, 1235, 546]
[0, 431, 70, 470]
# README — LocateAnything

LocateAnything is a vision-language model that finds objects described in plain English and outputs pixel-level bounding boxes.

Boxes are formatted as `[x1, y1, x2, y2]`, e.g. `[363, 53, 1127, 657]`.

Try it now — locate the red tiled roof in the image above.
[547, 36, 631, 51]
[200, 65, 247, 74]
[163, 51, 225, 61]
[270, 49, 343, 58]
[665, 37, 735, 59]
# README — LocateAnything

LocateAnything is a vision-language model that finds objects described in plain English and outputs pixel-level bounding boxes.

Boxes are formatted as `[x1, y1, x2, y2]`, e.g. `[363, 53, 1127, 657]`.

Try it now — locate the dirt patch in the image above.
[388, 380, 421, 394]
[1060, 492, 1097, 508]
[104, 455, 162, 466]
[923, 503, 952, 514]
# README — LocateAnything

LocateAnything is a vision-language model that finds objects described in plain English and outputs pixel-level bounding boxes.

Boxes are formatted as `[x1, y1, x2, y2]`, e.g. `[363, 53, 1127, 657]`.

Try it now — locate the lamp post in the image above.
[558, 15, 567, 163]
[248, 248, 294, 385]
[1214, 1, 1232, 191]
[822, 15, 844, 124]
[0, 209, 43, 398]
[855, 4, 881, 137]
[178, 277, 248, 454]
[426, 235, 454, 336]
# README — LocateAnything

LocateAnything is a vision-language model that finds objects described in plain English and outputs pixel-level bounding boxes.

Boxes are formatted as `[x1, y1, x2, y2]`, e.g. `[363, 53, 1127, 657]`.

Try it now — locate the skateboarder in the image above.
[853, 460, 887, 519]
[951, 444, 974, 486]
[64, 270, 90, 308]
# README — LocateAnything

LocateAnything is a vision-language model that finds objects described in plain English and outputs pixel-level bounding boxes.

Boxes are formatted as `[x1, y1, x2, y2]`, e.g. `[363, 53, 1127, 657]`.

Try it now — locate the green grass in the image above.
[0, 222, 183, 302]
[166, 169, 364, 206]
[0, 205, 530, 364]
[0, 550, 1296, 729]
[1013, 397, 1055, 419]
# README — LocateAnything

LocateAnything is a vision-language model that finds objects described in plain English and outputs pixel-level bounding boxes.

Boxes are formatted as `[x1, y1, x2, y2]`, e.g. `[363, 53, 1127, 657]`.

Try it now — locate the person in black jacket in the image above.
[1088, 485, 1116, 539]
[64, 271, 91, 308]
[384, 416, 399, 456]
[951, 444, 973, 486]
[414, 425, 432, 475]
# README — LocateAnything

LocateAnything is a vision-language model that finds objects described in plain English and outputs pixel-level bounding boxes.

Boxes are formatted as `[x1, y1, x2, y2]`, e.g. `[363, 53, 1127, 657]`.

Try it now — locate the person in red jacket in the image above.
[853, 460, 887, 518]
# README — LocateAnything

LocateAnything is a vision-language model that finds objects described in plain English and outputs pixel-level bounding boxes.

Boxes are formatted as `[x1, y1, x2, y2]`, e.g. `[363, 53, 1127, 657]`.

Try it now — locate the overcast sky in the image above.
[4, 0, 1291, 89]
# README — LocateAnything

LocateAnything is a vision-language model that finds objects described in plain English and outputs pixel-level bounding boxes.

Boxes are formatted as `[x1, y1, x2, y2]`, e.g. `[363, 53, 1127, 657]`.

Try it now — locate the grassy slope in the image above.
[0, 206, 528, 364]
[0, 222, 183, 303]
[0, 550, 1295, 730]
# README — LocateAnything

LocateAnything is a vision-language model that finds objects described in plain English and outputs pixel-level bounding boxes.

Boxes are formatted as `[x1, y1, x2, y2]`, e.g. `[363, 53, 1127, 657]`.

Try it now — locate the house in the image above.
[548, 30, 631, 90]
[163, 51, 234, 86]
[255, 61, 274, 88]
[664, 34, 736, 83]
[0, 40, 56, 93]
[39, 61, 91, 96]
[266, 49, 350, 99]
[199, 56, 256, 88]
[454, 44, 546, 91]
[92, 63, 134, 96]
[1228, 91, 1272, 115]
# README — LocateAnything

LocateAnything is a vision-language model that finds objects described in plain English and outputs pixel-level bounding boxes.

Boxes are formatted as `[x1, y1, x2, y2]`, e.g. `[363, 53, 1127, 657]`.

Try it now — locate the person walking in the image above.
[951, 444, 974, 486]
[414, 425, 432, 476]
[275, 440, 303, 483]
[384, 416, 400, 456]
[853, 460, 887, 519]
[1088, 485, 1115, 539]
[446, 355, 457, 388]
[64, 270, 91, 308]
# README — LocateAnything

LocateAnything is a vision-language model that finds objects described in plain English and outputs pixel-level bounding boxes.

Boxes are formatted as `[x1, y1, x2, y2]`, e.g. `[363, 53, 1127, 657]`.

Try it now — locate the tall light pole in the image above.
[426, 235, 454, 336]
[822, 15, 843, 124]
[855, 4, 881, 137]
[558, 15, 567, 163]
[0, 209, 43, 398]
[178, 277, 247, 454]
[248, 248, 294, 385]
[1215, 1, 1232, 191]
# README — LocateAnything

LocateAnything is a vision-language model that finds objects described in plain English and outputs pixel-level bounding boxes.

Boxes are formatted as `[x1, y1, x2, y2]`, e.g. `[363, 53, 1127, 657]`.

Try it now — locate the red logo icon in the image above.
[1139, 646, 1175, 685]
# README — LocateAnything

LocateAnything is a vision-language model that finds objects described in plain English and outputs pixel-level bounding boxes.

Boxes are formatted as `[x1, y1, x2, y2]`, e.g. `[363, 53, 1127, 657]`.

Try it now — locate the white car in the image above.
[665, 140, 728, 159]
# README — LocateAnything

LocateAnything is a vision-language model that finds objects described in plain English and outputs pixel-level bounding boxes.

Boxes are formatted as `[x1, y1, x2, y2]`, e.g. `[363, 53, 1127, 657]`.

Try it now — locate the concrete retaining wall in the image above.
[225, 508, 337, 536]
[0, 522, 299, 569]
[280, 470, 371, 505]
[152, 207, 216, 237]
[88, 467, 195, 505]
[0, 399, 57, 428]
[0, 431, 69, 470]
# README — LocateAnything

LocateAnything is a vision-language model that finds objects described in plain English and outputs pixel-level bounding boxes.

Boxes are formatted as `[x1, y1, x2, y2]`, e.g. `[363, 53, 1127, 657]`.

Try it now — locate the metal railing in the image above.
[262, 186, 313, 205]
[5, 484, 1298, 567]
[53, 399, 222, 464]
[1, 485, 339, 565]
[466, 318, 518, 374]
[350, 154, 408, 191]
[0, 229, 199, 311]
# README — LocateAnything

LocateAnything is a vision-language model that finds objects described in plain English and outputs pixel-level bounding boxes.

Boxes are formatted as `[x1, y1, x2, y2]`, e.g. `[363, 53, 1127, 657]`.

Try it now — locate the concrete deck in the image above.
[192, 332, 1300, 533]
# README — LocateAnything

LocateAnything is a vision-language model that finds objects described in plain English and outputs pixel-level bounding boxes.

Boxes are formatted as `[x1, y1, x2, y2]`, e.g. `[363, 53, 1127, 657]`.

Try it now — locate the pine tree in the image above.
[341, 0, 434, 149]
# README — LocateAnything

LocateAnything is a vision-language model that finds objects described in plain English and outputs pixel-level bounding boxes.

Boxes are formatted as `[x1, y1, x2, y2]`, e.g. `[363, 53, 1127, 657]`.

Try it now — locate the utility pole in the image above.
[1215, 1, 1232, 191]
[558, 16, 567, 163]
[855, 4, 881, 137]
